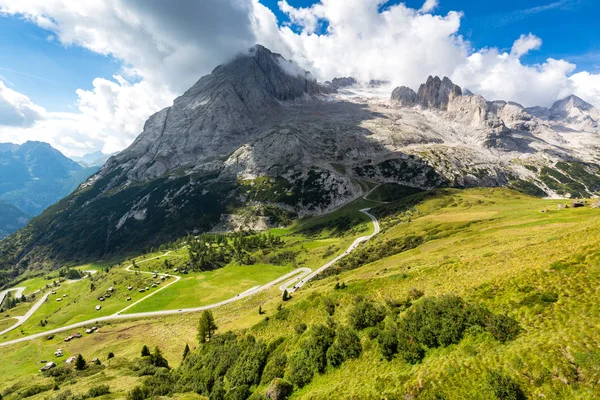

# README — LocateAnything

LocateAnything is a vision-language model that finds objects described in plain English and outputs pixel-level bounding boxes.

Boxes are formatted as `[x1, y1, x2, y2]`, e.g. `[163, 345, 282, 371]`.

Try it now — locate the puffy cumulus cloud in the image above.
[569, 72, 600, 106]
[0, 75, 172, 156]
[0, 0, 257, 155]
[511, 33, 542, 58]
[252, 0, 600, 107]
[75, 75, 173, 153]
[452, 49, 577, 106]
[0, 80, 45, 127]
[262, 0, 466, 91]
[0, 0, 254, 92]
[419, 0, 439, 14]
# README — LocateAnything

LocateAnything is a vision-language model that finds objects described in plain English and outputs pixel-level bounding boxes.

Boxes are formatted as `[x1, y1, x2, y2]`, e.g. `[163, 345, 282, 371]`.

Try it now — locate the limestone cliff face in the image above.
[98, 45, 327, 186]
[417, 76, 462, 110]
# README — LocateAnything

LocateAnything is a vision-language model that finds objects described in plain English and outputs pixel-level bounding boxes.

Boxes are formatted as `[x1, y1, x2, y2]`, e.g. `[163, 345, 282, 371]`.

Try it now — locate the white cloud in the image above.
[0, 80, 45, 127]
[511, 33, 542, 58]
[419, 0, 439, 14]
[569, 71, 600, 106]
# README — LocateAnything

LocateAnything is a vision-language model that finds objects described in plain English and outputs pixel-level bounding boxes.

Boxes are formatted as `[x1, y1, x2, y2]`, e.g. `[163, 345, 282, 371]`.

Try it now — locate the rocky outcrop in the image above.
[391, 86, 418, 106]
[417, 76, 462, 110]
[330, 77, 357, 88]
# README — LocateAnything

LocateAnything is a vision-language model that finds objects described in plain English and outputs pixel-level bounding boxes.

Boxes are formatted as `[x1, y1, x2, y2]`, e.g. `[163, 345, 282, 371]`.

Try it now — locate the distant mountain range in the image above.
[0, 141, 99, 238]
[0, 200, 28, 239]
[71, 150, 117, 167]
[0, 44, 599, 284]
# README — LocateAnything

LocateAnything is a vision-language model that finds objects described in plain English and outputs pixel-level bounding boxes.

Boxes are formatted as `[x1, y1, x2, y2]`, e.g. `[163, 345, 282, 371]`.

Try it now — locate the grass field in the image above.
[123, 263, 295, 313]
[0, 317, 17, 331]
[1, 188, 599, 399]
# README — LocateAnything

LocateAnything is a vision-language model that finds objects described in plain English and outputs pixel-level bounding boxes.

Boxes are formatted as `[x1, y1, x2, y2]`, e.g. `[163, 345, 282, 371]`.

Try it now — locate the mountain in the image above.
[1, 45, 600, 281]
[71, 151, 117, 167]
[0, 200, 29, 239]
[526, 94, 599, 133]
[0, 141, 100, 216]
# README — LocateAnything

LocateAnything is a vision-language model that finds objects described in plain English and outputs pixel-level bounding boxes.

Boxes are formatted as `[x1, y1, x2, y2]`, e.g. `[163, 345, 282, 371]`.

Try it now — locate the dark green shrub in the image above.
[266, 378, 293, 400]
[21, 384, 52, 398]
[225, 385, 250, 400]
[377, 329, 398, 361]
[262, 354, 287, 384]
[287, 348, 314, 388]
[488, 371, 526, 400]
[87, 384, 110, 397]
[326, 343, 345, 367]
[322, 297, 336, 316]
[397, 334, 425, 364]
[335, 327, 362, 360]
[294, 323, 307, 334]
[348, 299, 386, 330]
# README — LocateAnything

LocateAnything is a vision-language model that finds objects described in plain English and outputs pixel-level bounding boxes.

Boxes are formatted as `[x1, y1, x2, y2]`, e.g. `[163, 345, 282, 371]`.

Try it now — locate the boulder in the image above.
[591, 201, 600, 209]
[391, 86, 417, 107]
[266, 378, 294, 400]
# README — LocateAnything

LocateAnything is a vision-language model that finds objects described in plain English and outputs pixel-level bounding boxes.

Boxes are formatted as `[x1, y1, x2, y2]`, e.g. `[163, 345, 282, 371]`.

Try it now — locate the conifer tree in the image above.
[75, 354, 86, 370]
[182, 343, 190, 360]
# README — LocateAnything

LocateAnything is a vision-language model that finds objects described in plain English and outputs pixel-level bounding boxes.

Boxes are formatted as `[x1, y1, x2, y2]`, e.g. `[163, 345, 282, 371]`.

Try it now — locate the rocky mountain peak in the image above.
[546, 94, 599, 132]
[550, 95, 595, 116]
[390, 76, 462, 110]
[100, 44, 329, 184]
[417, 76, 462, 110]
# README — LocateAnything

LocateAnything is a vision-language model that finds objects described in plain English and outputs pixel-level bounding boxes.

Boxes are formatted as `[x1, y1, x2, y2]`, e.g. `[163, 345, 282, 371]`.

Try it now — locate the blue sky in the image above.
[0, 0, 598, 113]
[0, 17, 120, 112]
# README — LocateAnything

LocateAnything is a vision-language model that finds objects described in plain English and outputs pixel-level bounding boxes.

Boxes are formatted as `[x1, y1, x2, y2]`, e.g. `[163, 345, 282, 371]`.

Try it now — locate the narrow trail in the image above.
[0, 209, 380, 348]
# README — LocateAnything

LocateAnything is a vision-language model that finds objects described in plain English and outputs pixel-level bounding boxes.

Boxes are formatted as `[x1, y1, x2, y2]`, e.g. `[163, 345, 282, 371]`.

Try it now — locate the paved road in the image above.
[0, 292, 51, 336]
[0, 209, 380, 348]
[279, 208, 380, 293]
[0, 287, 25, 307]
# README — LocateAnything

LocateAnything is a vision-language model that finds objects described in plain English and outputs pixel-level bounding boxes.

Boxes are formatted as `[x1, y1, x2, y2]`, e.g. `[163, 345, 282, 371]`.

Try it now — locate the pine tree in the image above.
[282, 289, 290, 301]
[90, 283, 96, 291]
[150, 347, 169, 368]
[198, 310, 218, 343]
[182, 343, 190, 360]
[75, 354, 86, 370]
[141, 345, 151, 357]
[258, 305, 263, 315]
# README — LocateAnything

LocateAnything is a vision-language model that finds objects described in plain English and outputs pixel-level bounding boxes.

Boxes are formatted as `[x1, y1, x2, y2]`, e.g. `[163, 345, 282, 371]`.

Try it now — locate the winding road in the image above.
[0, 208, 379, 348]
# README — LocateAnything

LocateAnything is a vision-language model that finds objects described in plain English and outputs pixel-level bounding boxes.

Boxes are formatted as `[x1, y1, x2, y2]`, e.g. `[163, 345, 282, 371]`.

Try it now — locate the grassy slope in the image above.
[1, 188, 599, 399]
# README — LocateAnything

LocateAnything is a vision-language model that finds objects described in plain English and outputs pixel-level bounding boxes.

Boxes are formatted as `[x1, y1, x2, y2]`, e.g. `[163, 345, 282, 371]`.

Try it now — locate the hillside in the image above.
[0, 188, 599, 399]
[0, 200, 29, 239]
